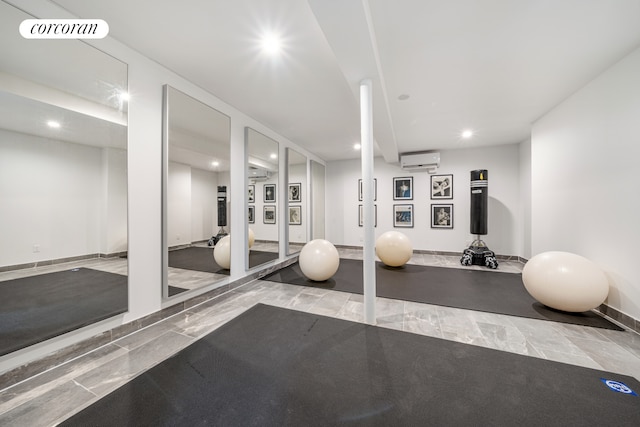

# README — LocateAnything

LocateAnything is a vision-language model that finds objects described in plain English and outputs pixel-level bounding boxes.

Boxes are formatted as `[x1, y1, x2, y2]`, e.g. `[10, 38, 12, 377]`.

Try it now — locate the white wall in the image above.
[0, 129, 126, 267]
[531, 47, 640, 320]
[326, 144, 522, 256]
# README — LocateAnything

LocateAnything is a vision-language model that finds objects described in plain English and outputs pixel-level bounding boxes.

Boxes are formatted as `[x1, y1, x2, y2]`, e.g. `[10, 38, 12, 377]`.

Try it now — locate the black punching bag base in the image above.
[461, 240, 498, 269]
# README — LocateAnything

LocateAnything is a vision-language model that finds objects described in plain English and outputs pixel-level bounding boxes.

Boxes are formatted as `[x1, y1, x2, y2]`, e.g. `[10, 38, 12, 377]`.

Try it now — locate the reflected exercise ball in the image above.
[213, 235, 231, 269]
[299, 239, 340, 281]
[375, 231, 413, 267]
[522, 251, 609, 312]
[248, 228, 255, 249]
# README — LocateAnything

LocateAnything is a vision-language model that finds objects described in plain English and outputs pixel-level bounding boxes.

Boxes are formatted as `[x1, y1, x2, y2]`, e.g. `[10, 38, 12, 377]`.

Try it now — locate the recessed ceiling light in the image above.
[270, 153, 277, 159]
[461, 129, 473, 139]
[47, 120, 60, 128]
[261, 32, 282, 55]
[212, 161, 220, 167]
[353, 143, 361, 150]
[119, 91, 130, 102]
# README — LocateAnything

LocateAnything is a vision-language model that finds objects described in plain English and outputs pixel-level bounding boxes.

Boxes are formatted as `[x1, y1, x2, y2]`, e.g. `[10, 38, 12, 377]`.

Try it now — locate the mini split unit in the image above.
[399, 152, 440, 173]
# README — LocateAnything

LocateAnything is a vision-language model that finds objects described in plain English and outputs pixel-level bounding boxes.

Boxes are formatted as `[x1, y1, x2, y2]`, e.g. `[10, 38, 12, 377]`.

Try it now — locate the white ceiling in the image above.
[50, 0, 640, 163]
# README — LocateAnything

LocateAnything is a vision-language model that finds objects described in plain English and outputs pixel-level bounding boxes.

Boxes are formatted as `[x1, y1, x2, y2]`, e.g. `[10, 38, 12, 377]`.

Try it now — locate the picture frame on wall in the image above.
[393, 204, 414, 228]
[358, 178, 377, 201]
[358, 204, 377, 227]
[248, 185, 255, 203]
[263, 205, 276, 224]
[393, 176, 413, 200]
[248, 205, 255, 224]
[431, 174, 453, 199]
[288, 183, 301, 202]
[264, 184, 276, 203]
[431, 204, 453, 228]
[289, 206, 301, 225]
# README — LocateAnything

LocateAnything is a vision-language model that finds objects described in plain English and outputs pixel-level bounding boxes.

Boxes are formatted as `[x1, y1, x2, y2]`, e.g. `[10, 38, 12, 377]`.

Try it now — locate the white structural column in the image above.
[360, 79, 376, 325]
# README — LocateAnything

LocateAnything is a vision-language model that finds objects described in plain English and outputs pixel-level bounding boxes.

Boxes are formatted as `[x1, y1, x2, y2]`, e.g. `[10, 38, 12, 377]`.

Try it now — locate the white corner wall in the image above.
[326, 144, 522, 256]
[531, 47, 640, 320]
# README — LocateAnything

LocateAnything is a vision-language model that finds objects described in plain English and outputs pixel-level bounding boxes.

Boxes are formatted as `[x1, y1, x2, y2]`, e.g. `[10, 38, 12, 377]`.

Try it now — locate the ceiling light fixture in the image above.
[353, 143, 361, 150]
[212, 161, 220, 167]
[461, 129, 473, 139]
[270, 153, 277, 159]
[261, 32, 282, 55]
[47, 120, 60, 128]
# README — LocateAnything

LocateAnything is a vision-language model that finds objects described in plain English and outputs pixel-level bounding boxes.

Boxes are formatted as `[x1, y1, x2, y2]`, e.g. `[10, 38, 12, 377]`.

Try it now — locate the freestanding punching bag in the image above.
[461, 169, 498, 269]
[470, 169, 488, 235]
[208, 186, 229, 246]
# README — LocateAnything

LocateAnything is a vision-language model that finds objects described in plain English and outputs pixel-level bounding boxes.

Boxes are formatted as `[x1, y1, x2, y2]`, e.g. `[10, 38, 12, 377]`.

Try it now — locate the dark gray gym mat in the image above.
[168, 246, 279, 273]
[60, 304, 640, 426]
[263, 259, 622, 330]
[0, 268, 127, 356]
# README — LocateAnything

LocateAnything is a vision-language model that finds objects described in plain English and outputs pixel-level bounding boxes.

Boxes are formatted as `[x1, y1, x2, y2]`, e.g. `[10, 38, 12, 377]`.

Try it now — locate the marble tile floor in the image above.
[2, 253, 640, 426]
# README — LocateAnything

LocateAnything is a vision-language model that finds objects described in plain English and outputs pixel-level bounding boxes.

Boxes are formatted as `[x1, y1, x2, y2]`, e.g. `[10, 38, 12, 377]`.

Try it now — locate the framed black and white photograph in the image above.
[248, 205, 255, 224]
[358, 204, 377, 227]
[248, 185, 255, 203]
[289, 206, 301, 225]
[358, 178, 377, 201]
[263, 205, 276, 224]
[264, 184, 276, 203]
[431, 174, 453, 199]
[431, 204, 453, 229]
[288, 183, 301, 203]
[393, 204, 414, 228]
[393, 176, 413, 200]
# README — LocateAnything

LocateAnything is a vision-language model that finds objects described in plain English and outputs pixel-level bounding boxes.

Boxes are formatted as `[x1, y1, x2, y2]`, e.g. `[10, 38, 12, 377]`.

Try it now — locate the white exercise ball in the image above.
[522, 251, 609, 312]
[248, 228, 255, 249]
[375, 231, 413, 267]
[213, 235, 231, 269]
[299, 239, 340, 281]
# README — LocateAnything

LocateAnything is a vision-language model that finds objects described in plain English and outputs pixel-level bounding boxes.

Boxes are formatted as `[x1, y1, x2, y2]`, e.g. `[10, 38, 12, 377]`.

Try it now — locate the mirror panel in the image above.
[0, 2, 128, 356]
[246, 128, 280, 269]
[162, 85, 230, 298]
[310, 160, 326, 239]
[287, 148, 307, 255]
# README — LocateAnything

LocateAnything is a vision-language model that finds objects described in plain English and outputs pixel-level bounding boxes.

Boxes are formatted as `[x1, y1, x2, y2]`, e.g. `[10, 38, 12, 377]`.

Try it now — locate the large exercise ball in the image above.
[213, 235, 231, 269]
[522, 251, 609, 312]
[299, 239, 340, 281]
[248, 228, 255, 249]
[375, 231, 413, 267]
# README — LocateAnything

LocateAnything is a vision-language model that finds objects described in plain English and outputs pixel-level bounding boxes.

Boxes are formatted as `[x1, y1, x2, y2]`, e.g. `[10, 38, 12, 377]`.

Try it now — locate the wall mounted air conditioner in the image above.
[248, 166, 271, 181]
[400, 152, 440, 173]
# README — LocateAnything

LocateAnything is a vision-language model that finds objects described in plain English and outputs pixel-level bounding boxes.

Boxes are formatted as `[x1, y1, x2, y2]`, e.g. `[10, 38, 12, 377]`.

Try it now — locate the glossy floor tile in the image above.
[1, 251, 639, 426]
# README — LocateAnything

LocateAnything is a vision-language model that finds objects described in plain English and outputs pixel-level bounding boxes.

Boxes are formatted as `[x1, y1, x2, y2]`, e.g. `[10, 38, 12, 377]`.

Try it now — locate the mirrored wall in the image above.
[162, 85, 231, 299]
[287, 148, 308, 255]
[0, 1, 128, 356]
[246, 128, 281, 270]
[310, 160, 326, 240]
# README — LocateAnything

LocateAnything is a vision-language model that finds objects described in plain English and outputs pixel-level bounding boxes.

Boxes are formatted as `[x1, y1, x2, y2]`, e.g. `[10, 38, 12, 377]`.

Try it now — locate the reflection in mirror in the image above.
[310, 160, 326, 239]
[246, 128, 280, 269]
[0, 2, 128, 356]
[287, 148, 307, 255]
[163, 85, 231, 299]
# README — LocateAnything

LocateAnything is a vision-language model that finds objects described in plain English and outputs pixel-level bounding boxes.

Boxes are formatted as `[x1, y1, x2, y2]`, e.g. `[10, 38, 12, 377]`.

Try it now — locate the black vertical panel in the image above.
[469, 170, 488, 235]
[217, 185, 227, 226]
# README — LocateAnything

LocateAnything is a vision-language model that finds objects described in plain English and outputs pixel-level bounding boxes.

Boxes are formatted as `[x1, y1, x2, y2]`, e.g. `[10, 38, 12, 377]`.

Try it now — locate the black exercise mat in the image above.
[264, 259, 622, 330]
[61, 304, 640, 426]
[168, 286, 188, 297]
[168, 247, 279, 273]
[0, 268, 127, 356]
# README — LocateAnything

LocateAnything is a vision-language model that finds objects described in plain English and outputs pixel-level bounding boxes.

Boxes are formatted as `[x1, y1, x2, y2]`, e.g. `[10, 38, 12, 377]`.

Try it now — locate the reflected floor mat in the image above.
[168, 247, 279, 273]
[0, 268, 127, 356]
[61, 304, 640, 426]
[263, 259, 622, 330]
